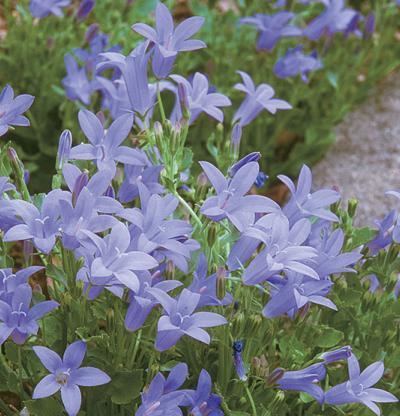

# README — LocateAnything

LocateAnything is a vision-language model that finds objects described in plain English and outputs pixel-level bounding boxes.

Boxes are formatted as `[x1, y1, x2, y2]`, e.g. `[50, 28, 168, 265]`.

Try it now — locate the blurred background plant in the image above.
[1, 0, 399, 194]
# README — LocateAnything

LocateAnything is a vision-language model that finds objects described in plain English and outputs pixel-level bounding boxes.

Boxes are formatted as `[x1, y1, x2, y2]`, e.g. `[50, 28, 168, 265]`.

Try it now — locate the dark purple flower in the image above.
[132, 2, 206, 78]
[33, 341, 110, 416]
[233, 341, 247, 381]
[0, 85, 34, 137]
[240, 12, 301, 51]
[304, 0, 358, 40]
[69, 110, 147, 175]
[229, 152, 261, 176]
[325, 354, 398, 415]
[76, 0, 95, 21]
[149, 288, 227, 351]
[0, 283, 58, 345]
[29, 0, 71, 18]
[233, 71, 291, 127]
[279, 165, 340, 225]
[277, 363, 326, 404]
[274, 47, 323, 83]
[200, 160, 280, 231]
[170, 73, 231, 124]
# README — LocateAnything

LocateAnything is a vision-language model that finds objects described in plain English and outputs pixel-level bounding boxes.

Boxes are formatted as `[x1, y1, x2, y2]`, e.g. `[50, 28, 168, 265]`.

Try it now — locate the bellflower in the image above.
[170, 73, 231, 124]
[136, 363, 188, 416]
[76, 0, 95, 22]
[0, 176, 15, 196]
[69, 110, 147, 174]
[122, 189, 199, 273]
[277, 363, 326, 404]
[320, 346, 352, 363]
[29, 0, 71, 18]
[367, 210, 395, 255]
[188, 253, 232, 307]
[78, 222, 159, 293]
[0, 283, 58, 345]
[233, 71, 292, 127]
[132, 2, 206, 78]
[181, 369, 224, 415]
[325, 354, 398, 415]
[229, 152, 261, 176]
[385, 191, 400, 242]
[232, 341, 247, 381]
[149, 288, 227, 351]
[274, 47, 323, 83]
[0, 266, 44, 303]
[125, 271, 182, 332]
[240, 12, 301, 51]
[32, 341, 111, 416]
[62, 54, 95, 105]
[263, 272, 336, 318]
[200, 160, 280, 231]
[304, 0, 358, 40]
[0, 84, 34, 137]
[56, 130, 72, 170]
[279, 164, 340, 224]
[3, 190, 69, 253]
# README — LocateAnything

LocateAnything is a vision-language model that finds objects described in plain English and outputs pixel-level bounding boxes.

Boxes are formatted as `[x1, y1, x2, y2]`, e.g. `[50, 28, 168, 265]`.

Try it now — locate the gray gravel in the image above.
[312, 72, 400, 226]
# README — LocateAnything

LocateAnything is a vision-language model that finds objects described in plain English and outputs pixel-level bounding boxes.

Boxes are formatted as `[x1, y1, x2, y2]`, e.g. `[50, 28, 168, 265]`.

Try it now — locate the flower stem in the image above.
[173, 191, 203, 229]
[244, 384, 257, 416]
[17, 346, 24, 398]
[157, 85, 166, 122]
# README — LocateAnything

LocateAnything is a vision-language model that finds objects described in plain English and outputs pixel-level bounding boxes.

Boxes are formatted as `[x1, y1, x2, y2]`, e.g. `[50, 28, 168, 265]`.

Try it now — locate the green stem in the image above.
[157, 85, 166, 122]
[173, 191, 203, 228]
[244, 384, 257, 416]
[17, 346, 24, 399]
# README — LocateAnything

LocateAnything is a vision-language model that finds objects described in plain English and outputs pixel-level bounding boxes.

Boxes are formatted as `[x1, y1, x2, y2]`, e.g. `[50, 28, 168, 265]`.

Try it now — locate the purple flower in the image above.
[132, 2, 206, 78]
[232, 341, 247, 381]
[181, 369, 224, 415]
[277, 363, 326, 404]
[0, 177, 15, 196]
[69, 110, 147, 175]
[320, 346, 352, 363]
[33, 341, 110, 416]
[263, 272, 336, 318]
[136, 363, 187, 416]
[3, 191, 69, 253]
[279, 165, 340, 225]
[62, 54, 95, 105]
[29, 0, 71, 18]
[76, 0, 95, 21]
[125, 271, 182, 332]
[367, 210, 396, 254]
[274, 47, 323, 83]
[200, 160, 280, 231]
[56, 130, 72, 170]
[0, 85, 34, 137]
[188, 253, 232, 307]
[0, 283, 58, 345]
[78, 222, 159, 293]
[149, 288, 227, 351]
[121, 190, 199, 273]
[170, 73, 231, 124]
[304, 0, 358, 40]
[240, 12, 301, 51]
[228, 152, 261, 176]
[0, 266, 44, 303]
[325, 354, 398, 415]
[233, 71, 291, 127]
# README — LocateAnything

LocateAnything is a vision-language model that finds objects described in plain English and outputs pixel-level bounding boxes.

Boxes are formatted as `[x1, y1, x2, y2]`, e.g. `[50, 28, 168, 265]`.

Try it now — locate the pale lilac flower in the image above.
[279, 165, 340, 224]
[69, 110, 147, 174]
[233, 71, 291, 127]
[150, 288, 227, 351]
[240, 12, 301, 51]
[33, 341, 110, 416]
[0, 85, 34, 137]
[304, 0, 358, 40]
[0, 177, 15, 196]
[367, 210, 396, 255]
[274, 47, 323, 83]
[325, 354, 398, 415]
[320, 346, 352, 364]
[0, 266, 43, 303]
[29, 0, 71, 18]
[0, 284, 58, 345]
[170, 73, 231, 124]
[200, 161, 280, 231]
[132, 2, 206, 78]
[277, 363, 326, 404]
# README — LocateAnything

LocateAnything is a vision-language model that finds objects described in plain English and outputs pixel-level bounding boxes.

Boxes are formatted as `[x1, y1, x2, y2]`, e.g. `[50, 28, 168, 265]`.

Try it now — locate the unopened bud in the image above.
[85, 23, 100, 43]
[231, 123, 242, 153]
[266, 368, 285, 386]
[76, 0, 95, 22]
[216, 266, 226, 300]
[56, 129, 72, 171]
[229, 152, 261, 176]
[72, 172, 89, 206]
[348, 198, 358, 218]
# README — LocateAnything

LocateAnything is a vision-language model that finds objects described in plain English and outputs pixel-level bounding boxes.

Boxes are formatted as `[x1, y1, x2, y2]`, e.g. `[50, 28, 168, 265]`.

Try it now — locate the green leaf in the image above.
[110, 370, 144, 405]
[347, 227, 376, 250]
[326, 71, 339, 89]
[24, 398, 64, 415]
[315, 328, 344, 348]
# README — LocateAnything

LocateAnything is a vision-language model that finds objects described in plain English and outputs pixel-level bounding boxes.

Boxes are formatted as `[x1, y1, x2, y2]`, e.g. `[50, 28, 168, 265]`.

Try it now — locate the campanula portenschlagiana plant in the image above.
[0, 2, 398, 416]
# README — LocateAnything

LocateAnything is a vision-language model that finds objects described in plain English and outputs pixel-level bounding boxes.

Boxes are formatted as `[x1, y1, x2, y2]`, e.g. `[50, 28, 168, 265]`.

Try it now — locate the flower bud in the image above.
[85, 23, 100, 43]
[72, 171, 89, 206]
[76, 0, 96, 22]
[320, 346, 352, 364]
[232, 340, 247, 381]
[231, 123, 242, 153]
[229, 152, 261, 176]
[216, 266, 226, 300]
[348, 198, 358, 218]
[56, 129, 72, 171]
[178, 83, 190, 120]
[364, 13, 375, 38]
[266, 368, 285, 386]
[24, 170, 30, 184]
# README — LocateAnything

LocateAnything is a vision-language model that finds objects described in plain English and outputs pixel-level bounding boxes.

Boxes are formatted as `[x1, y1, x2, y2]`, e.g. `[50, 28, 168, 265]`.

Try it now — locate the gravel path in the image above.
[313, 72, 400, 226]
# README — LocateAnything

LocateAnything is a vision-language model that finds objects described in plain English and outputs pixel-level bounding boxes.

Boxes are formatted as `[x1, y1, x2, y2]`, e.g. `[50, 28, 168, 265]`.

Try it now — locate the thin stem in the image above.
[173, 191, 203, 228]
[17, 346, 24, 399]
[157, 85, 166, 122]
[244, 384, 257, 416]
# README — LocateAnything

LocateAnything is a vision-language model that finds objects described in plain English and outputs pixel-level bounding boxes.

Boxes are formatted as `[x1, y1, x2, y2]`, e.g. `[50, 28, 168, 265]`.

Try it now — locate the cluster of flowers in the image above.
[241, 0, 378, 82]
[0, 2, 398, 415]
